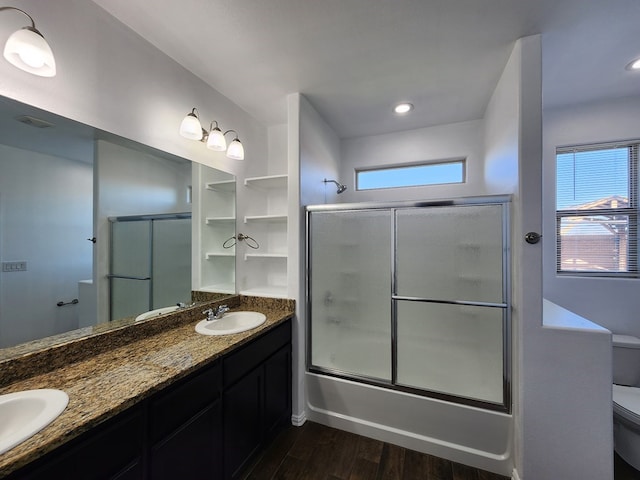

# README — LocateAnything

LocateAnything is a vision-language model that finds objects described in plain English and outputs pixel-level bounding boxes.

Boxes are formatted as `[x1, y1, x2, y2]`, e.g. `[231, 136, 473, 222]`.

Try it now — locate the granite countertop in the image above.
[0, 296, 294, 477]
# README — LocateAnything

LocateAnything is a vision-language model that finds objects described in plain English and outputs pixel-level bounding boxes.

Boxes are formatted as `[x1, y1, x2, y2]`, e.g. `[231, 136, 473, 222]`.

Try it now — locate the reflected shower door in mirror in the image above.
[0, 95, 236, 350]
[109, 214, 192, 321]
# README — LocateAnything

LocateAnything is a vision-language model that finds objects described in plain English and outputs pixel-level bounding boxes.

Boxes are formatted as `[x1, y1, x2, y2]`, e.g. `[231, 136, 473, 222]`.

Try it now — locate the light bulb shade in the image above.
[3, 27, 55, 77]
[206, 128, 227, 151]
[226, 138, 244, 160]
[179, 112, 203, 140]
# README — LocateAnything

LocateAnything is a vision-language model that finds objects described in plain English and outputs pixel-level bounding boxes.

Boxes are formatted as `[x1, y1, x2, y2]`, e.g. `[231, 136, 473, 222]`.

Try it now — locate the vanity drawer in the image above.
[223, 320, 291, 388]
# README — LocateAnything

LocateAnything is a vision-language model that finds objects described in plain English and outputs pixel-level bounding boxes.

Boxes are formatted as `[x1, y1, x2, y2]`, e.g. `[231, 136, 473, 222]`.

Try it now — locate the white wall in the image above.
[340, 120, 486, 203]
[483, 35, 523, 479]
[0, 144, 92, 347]
[0, 0, 266, 183]
[511, 36, 614, 480]
[543, 96, 640, 335]
[292, 93, 342, 424]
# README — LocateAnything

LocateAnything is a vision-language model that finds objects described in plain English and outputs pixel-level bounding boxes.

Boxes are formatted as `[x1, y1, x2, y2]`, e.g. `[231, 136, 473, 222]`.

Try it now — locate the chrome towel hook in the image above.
[222, 233, 260, 249]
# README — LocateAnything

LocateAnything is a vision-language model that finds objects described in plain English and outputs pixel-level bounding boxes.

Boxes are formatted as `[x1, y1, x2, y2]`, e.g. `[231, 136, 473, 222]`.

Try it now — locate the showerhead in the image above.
[324, 178, 347, 194]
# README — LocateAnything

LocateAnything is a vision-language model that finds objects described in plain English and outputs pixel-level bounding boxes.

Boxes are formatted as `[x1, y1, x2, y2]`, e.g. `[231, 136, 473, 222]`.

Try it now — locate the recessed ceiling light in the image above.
[393, 103, 413, 114]
[625, 57, 640, 71]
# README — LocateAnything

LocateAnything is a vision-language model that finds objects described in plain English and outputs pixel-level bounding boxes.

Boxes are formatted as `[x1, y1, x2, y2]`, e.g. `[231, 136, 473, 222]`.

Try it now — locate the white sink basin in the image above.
[195, 311, 266, 336]
[0, 389, 69, 454]
[135, 305, 180, 322]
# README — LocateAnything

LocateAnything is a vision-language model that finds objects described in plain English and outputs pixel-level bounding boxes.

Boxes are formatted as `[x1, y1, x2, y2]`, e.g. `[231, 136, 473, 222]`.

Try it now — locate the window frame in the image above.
[355, 158, 466, 191]
[555, 141, 639, 278]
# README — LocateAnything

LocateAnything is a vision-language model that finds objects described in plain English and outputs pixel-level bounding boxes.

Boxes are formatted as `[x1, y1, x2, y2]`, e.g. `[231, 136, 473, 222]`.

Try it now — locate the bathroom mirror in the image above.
[0, 95, 236, 351]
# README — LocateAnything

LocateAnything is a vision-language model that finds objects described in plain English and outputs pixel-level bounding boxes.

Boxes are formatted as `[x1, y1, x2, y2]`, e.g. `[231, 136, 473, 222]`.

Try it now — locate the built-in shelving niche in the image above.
[240, 174, 288, 298]
[194, 167, 236, 294]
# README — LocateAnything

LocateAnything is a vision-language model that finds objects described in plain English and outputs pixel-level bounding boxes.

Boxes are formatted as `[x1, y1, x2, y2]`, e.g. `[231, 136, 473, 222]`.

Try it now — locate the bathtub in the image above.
[305, 372, 513, 476]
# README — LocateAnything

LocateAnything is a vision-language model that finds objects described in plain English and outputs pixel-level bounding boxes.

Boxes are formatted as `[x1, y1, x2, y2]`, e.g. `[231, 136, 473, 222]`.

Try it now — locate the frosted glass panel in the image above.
[153, 218, 191, 308]
[309, 210, 392, 381]
[111, 277, 150, 320]
[111, 220, 151, 278]
[396, 301, 504, 404]
[396, 205, 504, 303]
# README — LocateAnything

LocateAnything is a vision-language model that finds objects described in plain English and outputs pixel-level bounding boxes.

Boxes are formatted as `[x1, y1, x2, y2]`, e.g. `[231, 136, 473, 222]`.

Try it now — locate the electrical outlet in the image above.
[2, 261, 27, 272]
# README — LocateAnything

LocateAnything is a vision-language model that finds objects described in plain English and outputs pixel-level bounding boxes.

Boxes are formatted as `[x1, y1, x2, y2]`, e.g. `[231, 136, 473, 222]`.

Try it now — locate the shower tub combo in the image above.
[305, 196, 512, 476]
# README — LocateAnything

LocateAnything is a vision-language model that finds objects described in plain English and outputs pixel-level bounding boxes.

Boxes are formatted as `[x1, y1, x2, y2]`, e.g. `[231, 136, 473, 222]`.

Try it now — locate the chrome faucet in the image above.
[203, 304, 229, 321]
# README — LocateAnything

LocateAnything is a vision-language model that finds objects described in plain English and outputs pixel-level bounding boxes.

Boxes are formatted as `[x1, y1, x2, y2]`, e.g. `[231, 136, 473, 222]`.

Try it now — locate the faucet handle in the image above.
[202, 308, 215, 321]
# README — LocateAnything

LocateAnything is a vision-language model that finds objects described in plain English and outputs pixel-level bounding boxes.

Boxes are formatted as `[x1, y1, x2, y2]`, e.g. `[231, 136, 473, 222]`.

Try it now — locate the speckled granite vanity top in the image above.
[0, 295, 294, 477]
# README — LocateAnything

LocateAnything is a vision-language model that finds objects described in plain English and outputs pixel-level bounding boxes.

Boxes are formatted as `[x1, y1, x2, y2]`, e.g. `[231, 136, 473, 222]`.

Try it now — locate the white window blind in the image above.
[556, 141, 638, 276]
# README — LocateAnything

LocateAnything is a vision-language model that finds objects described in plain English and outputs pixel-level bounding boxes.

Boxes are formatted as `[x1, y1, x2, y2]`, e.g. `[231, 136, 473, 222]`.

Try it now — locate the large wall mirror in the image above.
[0, 95, 236, 351]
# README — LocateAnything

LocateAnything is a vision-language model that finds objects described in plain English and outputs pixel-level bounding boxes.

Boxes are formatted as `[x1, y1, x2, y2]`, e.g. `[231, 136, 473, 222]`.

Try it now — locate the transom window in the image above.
[356, 159, 465, 191]
[556, 141, 639, 277]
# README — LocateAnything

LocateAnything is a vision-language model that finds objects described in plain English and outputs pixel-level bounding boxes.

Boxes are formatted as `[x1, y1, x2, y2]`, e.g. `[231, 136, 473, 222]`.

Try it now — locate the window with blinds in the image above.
[556, 141, 638, 276]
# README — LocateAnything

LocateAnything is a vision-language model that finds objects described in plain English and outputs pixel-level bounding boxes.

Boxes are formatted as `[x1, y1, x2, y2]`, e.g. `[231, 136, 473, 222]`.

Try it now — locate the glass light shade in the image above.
[226, 138, 245, 160]
[206, 128, 227, 151]
[3, 27, 56, 77]
[179, 113, 203, 140]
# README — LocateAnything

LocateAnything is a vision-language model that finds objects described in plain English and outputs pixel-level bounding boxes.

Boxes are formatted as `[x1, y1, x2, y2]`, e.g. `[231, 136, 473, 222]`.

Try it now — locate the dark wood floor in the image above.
[240, 421, 509, 480]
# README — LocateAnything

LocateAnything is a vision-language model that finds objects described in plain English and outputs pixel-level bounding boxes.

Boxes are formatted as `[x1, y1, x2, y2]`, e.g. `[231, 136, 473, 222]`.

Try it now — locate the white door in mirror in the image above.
[0, 389, 69, 454]
[195, 311, 266, 336]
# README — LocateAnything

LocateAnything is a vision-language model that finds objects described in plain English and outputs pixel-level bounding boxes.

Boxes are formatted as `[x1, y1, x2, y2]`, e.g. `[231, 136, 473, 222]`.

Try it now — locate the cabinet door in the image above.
[264, 345, 291, 440]
[223, 367, 262, 480]
[13, 408, 144, 480]
[150, 401, 222, 480]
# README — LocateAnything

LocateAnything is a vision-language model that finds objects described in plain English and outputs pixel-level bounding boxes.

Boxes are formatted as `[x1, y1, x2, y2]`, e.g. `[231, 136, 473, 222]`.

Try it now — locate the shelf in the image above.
[244, 174, 288, 189]
[239, 286, 288, 298]
[206, 252, 235, 259]
[244, 214, 287, 223]
[206, 216, 236, 224]
[198, 283, 235, 294]
[205, 180, 236, 192]
[244, 253, 287, 261]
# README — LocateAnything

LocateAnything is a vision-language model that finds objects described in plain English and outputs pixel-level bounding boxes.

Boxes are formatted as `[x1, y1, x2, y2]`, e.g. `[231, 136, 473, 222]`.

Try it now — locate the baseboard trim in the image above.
[291, 411, 307, 426]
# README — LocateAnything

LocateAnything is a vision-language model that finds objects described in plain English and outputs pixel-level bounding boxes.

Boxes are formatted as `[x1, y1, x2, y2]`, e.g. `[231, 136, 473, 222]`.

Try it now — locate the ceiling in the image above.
[90, 0, 639, 139]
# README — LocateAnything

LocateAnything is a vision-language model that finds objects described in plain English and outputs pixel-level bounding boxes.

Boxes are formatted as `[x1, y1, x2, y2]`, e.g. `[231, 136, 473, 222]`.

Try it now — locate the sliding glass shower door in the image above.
[308, 209, 392, 381]
[307, 197, 510, 411]
[394, 204, 507, 405]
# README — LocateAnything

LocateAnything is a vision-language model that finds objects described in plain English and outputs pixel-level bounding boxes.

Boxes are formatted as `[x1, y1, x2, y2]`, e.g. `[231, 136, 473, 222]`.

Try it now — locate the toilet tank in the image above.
[613, 334, 640, 386]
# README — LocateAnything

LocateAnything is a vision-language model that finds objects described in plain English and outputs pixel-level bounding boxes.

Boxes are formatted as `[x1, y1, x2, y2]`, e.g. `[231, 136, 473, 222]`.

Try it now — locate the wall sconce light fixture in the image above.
[179, 108, 245, 160]
[0, 6, 55, 77]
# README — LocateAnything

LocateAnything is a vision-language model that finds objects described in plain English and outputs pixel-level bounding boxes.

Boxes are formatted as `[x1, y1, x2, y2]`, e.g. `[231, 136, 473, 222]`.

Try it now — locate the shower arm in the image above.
[323, 178, 347, 194]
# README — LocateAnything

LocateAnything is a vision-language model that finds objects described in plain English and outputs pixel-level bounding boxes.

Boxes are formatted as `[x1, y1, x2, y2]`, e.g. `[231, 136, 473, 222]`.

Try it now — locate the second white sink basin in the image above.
[195, 311, 266, 336]
[0, 389, 69, 455]
[135, 305, 180, 322]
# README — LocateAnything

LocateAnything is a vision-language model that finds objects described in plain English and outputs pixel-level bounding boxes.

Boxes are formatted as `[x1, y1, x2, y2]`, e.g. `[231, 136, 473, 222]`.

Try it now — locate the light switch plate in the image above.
[2, 261, 27, 272]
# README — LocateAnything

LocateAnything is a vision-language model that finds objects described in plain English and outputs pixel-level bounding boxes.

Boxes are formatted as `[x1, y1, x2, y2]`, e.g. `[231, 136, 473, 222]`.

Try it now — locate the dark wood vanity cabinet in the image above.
[5, 319, 291, 480]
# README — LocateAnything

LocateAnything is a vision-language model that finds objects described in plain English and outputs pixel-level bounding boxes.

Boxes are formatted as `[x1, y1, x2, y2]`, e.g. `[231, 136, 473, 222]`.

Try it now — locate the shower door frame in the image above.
[306, 195, 512, 413]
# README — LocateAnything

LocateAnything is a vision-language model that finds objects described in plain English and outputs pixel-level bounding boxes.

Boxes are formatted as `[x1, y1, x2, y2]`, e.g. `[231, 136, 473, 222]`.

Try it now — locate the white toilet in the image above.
[612, 334, 640, 469]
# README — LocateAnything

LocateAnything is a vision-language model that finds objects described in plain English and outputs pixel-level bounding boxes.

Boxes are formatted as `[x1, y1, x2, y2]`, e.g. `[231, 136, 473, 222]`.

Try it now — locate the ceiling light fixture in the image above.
[179, 108, 245, 160]
[393, 102, 413, 114]
[626, 57, 640, 71]
[0, 6, 56, 77]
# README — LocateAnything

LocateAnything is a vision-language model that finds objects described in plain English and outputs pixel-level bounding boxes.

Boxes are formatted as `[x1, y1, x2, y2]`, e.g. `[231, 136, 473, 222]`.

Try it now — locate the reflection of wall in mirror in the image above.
[0, 143, 93, 348]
